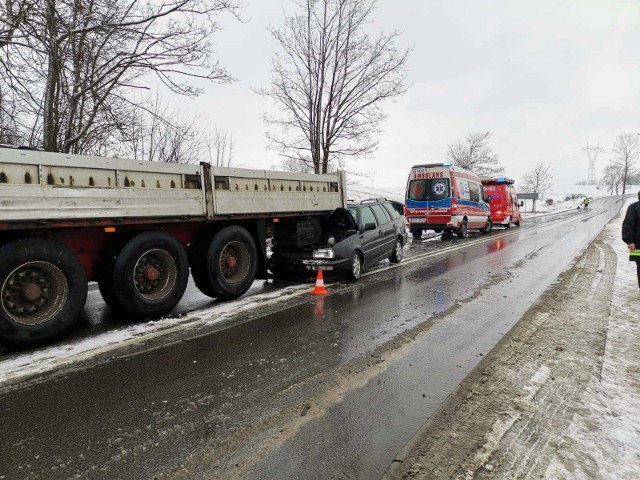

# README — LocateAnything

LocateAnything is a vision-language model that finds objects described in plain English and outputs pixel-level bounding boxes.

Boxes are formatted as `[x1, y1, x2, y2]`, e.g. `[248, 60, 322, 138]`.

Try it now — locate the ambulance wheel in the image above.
[515, 220, 521, 227]
[505, 217, 512, 229]
[410, 228, 423, 238]
[0, 237, 88, 347]
[456, 219, 468, 239]
[480, 218, 493, 234]
[441, 231, 454, 241]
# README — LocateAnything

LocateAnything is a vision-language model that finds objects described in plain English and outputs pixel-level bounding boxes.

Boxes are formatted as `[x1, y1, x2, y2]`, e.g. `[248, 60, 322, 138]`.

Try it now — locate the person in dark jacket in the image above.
[622, 191, 640, 287]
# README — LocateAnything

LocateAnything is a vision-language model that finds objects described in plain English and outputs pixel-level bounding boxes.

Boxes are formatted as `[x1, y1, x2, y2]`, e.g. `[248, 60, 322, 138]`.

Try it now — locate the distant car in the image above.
[269, 198, 408, 281]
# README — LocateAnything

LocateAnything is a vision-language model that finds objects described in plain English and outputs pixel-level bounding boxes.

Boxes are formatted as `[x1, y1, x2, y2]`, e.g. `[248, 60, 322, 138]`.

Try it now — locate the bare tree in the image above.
[0, 0, 241, 153]
[203, 126, 236, 167]
[445, 131, 504, 177]
[521, 161, 553, 213]
[611, 133, 640, 194]
[120, 96, 207, 164]
[601, 160, 625, 195]
[258, 0, 410, 174]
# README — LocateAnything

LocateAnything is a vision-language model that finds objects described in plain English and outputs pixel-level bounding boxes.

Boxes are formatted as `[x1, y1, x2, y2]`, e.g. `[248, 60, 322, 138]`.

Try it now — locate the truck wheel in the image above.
[0, 238, 87, 347]
[480, 218, 493, 234]
[190, 231, 220, 298]
[111, 232, 189, 318]
[97, 236, 133, 313]
[348, 252, 362, 281]
[456, 219, 468, 239]
[410, 228, 422, 238]
[197, 226, 258, 300]
[388, 238, 404, 263]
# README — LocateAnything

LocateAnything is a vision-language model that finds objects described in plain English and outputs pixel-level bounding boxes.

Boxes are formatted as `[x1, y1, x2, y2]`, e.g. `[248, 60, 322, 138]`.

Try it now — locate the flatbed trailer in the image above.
[0, 147, 347, 347]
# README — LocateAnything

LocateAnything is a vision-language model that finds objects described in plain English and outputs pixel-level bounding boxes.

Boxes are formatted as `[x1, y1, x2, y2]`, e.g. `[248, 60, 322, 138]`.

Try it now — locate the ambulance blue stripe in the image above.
[406, 198, 452, 208]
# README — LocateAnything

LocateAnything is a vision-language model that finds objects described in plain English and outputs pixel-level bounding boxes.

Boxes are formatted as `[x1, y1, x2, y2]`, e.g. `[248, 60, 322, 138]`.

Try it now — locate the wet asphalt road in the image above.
[0, 197, 626, 480]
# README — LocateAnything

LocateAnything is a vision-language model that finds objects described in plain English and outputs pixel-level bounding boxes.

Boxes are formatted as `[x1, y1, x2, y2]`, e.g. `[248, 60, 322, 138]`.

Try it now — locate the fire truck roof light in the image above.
[482, 177, 515, 184]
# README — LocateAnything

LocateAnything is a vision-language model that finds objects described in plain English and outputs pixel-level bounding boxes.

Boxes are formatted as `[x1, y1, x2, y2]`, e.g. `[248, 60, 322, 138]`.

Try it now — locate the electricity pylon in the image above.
[582, 142, 604, 185]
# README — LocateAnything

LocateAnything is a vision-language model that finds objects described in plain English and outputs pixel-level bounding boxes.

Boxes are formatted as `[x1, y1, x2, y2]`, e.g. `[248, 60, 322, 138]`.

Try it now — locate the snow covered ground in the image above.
[543, 207, 640, 480]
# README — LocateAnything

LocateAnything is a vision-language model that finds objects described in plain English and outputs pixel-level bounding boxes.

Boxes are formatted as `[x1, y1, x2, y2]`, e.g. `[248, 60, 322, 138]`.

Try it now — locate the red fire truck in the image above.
[481, 177, 524, 228]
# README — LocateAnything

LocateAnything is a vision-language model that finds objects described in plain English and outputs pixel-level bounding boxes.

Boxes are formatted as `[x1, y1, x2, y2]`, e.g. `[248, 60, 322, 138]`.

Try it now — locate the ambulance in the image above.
[481, 177, 524, 228]
[404, 163, 492, 239]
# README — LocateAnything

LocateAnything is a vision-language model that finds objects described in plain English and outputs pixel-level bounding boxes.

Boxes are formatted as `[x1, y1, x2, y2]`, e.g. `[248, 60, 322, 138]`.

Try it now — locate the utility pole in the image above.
[582, 142, 604, 185]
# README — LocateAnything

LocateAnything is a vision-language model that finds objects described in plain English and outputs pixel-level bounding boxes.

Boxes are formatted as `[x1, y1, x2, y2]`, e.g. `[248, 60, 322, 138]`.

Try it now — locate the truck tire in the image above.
[195, 226, 258, 300]
[97, 236, 133, 313]
[110, 232, 189, 318]
[0, 237, 88, 347]
[190, 231, 220, 298]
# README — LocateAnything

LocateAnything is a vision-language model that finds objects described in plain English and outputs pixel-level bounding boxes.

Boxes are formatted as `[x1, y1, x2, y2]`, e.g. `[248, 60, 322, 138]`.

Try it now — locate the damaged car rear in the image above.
[269, 199, 407, 281]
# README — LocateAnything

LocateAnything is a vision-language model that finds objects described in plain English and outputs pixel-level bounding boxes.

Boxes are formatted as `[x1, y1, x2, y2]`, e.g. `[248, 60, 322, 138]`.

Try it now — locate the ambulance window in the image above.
[428, 179, 450, 200]
[360, 206, 378, 228]
[458, 180, 470, 200]
[469, 182, 480, 202]
[371, 204, 391, 224]
[408, 180, 427, 201]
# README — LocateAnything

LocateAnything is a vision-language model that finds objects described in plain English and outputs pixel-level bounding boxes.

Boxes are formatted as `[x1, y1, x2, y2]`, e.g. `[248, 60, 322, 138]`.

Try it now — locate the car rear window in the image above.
[383, 202, 401, 219]
[371, 204, 391, 224]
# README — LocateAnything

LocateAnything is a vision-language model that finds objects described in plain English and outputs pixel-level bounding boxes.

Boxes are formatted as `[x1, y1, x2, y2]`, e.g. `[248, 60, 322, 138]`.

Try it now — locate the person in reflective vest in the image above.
[622, 191, 640, 287]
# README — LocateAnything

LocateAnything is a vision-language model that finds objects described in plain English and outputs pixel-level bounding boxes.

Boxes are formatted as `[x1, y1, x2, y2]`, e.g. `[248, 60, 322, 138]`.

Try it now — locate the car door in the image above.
[358, 206, 384, 266]
[370, 204, 396, 257]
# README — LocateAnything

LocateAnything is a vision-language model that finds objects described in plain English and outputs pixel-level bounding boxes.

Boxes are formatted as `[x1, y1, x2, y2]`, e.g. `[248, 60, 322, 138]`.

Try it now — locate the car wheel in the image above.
[0, 237, 88, 347]
[456, 219, 468, 239]
[388, 238, 403, 263]
[347, 252, 362, 281]
[480, 218, 493, 234]
[410, 228, 422, 238]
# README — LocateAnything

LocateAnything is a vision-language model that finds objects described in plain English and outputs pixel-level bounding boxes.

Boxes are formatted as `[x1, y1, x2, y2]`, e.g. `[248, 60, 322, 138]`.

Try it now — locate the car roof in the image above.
[348, 198, 395, 206]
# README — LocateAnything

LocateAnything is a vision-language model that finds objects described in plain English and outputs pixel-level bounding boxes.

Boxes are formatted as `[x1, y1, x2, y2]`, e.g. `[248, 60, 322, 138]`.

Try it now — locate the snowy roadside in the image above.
[543, 210, 640, 478]
[384, 204, 640, 479]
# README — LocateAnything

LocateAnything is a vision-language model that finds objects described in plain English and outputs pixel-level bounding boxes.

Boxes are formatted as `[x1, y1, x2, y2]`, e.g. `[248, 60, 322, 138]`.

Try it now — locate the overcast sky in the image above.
[183, 0, 640, 193]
